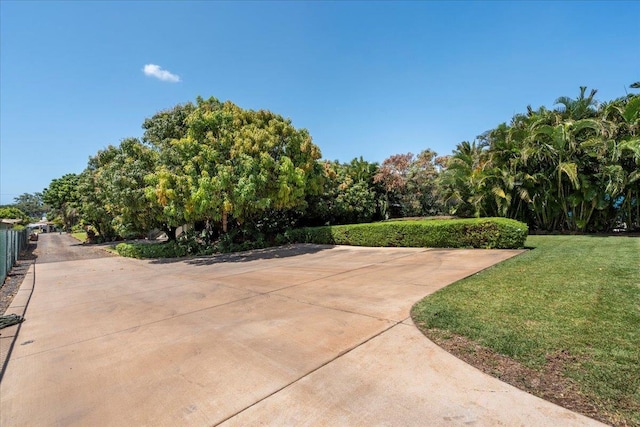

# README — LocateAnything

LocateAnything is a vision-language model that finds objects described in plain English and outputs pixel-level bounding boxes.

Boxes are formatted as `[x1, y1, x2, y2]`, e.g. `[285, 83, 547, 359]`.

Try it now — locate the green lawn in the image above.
[70, 231, 87, 242]
[412, 235, 639, 426]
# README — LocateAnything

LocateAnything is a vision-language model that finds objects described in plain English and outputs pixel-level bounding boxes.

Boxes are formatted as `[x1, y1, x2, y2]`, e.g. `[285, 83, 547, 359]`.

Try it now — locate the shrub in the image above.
[286, 218, 528, 249]
[71, 224, 85, 233]
[115, 241, 190, 259]
[115, 218, 527, 259]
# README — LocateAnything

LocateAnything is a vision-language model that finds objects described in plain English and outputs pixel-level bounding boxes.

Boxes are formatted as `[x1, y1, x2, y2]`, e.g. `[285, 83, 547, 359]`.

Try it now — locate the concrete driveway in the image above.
[0, 235, 603, 426]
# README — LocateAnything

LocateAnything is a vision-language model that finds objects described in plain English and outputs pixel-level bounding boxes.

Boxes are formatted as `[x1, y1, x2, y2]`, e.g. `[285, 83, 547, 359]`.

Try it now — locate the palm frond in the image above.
[558, 162, 580, 189]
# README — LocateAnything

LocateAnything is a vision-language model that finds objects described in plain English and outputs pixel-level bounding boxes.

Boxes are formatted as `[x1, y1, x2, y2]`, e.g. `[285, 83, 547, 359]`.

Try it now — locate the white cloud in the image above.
[142, 64, 181, 83]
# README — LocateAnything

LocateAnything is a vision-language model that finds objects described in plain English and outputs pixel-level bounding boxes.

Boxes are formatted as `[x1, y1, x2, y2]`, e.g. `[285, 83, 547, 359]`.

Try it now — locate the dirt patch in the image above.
[1, 242, 36, 315]
[420, 328, 624, 426]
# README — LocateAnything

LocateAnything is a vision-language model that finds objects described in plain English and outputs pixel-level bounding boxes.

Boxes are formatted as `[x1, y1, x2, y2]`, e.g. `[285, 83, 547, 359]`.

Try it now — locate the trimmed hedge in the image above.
[115, 218, 527, 259]
[286, 218, 528, 249]
[115, 241, 204, 259]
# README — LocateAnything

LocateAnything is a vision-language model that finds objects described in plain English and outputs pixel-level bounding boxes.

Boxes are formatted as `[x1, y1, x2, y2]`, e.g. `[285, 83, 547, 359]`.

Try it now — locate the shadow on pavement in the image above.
[148, 243, 334, 266]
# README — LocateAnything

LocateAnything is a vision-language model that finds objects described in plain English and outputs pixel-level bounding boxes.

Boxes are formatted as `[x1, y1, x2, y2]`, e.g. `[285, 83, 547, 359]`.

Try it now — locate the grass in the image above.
[70, 231, 87, 242]
[411, 235, 640, 426]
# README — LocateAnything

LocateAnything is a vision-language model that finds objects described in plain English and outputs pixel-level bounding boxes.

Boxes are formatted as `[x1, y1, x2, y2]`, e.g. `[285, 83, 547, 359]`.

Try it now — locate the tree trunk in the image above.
[222, 211, 228, 233]
[163, 226, 177, 241]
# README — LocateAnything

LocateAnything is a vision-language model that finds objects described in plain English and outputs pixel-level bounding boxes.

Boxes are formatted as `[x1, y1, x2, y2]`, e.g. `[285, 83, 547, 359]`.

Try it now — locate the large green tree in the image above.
[11, 193, 47, 220]
[142, 102, 196, 150]
[42, 173, 81, 231]
[79, 138, 164, 240]
[305, 157, 382, 225]
[145, 96, 324, 237]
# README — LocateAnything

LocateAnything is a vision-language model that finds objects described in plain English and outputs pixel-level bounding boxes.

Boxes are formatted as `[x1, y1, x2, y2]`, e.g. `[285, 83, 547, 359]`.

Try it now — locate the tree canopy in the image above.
[10, 193, 47, 219]
[436, 86, 639, 232]
[41, 86, 639, 246]
[42, 173, 81, 231]
[0, 206, 30, 224]
[144, 97, 323, 237]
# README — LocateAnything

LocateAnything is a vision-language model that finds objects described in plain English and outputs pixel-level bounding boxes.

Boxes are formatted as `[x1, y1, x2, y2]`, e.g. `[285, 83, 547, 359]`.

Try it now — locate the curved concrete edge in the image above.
[0, 263, 36, 380]
[221, 323, 607, 426]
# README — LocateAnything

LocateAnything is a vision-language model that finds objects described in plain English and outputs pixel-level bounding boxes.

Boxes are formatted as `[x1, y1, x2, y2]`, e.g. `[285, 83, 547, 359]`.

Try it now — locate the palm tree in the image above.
[437, 86, 637, 232]
[554, 86, 599, 120]
[438, 141, 492, 217]
[526, 116, 601, 231]
[595, 92, 640, 230]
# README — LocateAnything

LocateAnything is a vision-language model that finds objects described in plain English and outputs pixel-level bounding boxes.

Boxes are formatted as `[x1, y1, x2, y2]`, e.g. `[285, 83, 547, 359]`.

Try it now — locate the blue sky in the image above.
[1, 1, 638, 205]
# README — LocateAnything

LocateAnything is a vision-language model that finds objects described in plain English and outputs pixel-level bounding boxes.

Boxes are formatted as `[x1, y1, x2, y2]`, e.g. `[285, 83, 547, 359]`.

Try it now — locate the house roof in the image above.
[1, 218, 23, 229]
[1, 219, 22, 224]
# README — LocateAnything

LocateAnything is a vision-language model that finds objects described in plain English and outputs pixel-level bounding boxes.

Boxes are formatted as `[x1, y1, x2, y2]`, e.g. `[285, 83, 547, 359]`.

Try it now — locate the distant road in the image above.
[34, 233, 114, 264]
